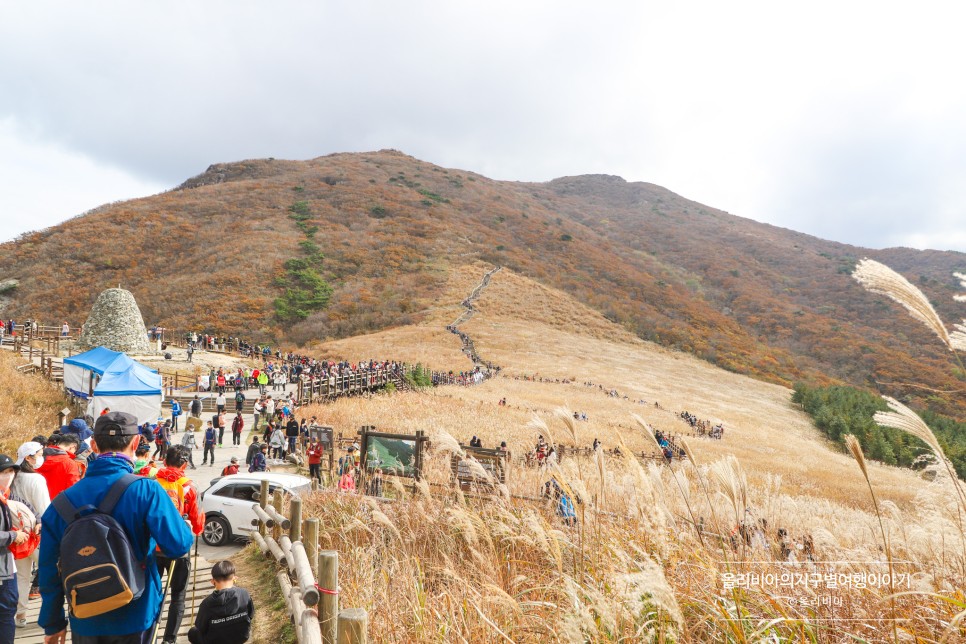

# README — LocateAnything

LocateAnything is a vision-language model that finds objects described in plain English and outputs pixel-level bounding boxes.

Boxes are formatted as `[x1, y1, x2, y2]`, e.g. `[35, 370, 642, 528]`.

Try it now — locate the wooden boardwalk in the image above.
[15, 557, 217, 643]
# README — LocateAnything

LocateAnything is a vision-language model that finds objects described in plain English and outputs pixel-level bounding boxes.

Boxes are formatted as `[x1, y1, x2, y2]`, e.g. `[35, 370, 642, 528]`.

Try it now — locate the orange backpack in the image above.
[157, 476, 189, 514]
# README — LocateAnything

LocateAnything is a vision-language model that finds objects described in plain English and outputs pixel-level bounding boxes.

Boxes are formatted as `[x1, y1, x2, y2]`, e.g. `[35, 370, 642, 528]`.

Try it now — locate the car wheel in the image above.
[203, 515, 231, 547]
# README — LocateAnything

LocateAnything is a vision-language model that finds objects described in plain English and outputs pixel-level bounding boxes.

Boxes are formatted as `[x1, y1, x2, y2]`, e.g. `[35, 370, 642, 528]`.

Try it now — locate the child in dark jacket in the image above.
[188, 560, 254, 644]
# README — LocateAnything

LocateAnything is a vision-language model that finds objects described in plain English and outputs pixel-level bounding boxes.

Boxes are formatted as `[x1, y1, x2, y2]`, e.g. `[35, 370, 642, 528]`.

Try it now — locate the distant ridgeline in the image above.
[793, 383, 966, 479]
[2, 151, 965, 416]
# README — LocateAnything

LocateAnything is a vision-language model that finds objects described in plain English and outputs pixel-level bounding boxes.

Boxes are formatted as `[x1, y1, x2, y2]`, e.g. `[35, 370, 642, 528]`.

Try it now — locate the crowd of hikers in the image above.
[0, 412, 255, 643]
[679, 411, 725, 439]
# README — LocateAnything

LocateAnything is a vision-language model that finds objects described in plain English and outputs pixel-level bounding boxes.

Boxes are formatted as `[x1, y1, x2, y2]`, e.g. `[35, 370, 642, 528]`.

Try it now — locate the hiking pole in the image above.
[149, 558, 177, 643]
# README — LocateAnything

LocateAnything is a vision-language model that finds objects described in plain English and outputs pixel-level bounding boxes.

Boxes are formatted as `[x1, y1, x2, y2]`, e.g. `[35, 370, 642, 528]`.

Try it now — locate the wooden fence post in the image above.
[319, 550, 339, 644]
[337, 608, 367, 644]
[305, 518, 319, 578]
[414, 430, 425, 482]
[289, 497, 302, 542]
[259, 479, 269, 536]
[272, 489, 284, 540]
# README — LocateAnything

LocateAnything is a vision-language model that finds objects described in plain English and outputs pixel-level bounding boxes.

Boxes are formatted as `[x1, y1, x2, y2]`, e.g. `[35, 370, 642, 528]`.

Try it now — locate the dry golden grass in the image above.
[307, 260, 488, 369]
[309, 325, 466, 372]
[309, 266, 927, 508]
[5, 260, 963, 640]
[7, 259, 952, 642]
[297, 431, 962, 642]
[293, 264, 966, 641]
[0, 350, 68, 455]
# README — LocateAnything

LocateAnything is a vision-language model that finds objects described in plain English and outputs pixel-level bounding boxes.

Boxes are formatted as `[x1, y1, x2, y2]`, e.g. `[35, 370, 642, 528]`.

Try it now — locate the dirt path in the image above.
[447, 265, 501, 371]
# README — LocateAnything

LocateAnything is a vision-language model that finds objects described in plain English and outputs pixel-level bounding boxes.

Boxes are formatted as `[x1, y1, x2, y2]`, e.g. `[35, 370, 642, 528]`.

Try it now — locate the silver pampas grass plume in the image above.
[875, 396, 966, 513]
[431, 430, 465, 458]
[553, 406, 578, 444]
[953, 322, 966, 351]
[874, 396, 944, 456]
[955, 271, 966, 293]
[843, 434, 869, 480]
[853, 258, 957, 350]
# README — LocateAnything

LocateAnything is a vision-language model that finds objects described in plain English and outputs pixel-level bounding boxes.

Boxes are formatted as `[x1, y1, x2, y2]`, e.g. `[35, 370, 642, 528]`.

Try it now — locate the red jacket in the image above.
[37, 449, 82, 499]
[307, 445, 324, 465]
[155, 466, 205, 536]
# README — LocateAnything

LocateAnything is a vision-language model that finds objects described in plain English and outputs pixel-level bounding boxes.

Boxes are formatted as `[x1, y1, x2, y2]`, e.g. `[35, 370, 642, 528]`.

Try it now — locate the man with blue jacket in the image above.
[170, 400, 182, 432]
[38, 411, 194, 643]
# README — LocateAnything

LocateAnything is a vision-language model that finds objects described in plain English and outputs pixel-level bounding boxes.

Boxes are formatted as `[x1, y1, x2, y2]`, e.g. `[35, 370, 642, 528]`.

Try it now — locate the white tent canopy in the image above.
[66, 347, 163, 424]
[63, 346, 128, 399]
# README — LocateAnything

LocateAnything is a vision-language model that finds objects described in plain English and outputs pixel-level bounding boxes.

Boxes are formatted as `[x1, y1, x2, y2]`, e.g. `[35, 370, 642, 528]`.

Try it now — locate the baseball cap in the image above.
[93, 411, 140, 437]
[0, 454, 20, 472]
[15, 441, 43, 465]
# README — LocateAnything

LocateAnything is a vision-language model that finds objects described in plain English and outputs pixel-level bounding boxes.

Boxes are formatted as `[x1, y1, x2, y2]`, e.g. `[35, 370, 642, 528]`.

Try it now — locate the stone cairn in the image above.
[77, 287, 153, 354]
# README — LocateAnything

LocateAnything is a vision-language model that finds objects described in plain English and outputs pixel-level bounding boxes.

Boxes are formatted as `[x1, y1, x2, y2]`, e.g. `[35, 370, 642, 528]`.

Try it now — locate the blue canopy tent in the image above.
[63, 347, 125, 399]
[92, 363, 163, 424]
[64, 347, 158, 396]
[64, 346, 162, 423]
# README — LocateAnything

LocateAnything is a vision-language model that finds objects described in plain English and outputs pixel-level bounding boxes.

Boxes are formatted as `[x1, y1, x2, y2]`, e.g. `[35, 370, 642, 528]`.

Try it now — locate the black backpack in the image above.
[52, 474, 146, 619]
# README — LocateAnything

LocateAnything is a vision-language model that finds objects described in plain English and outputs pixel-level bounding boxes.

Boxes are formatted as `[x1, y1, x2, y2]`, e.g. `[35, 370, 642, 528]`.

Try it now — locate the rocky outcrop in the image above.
[77, 288, 153, 354]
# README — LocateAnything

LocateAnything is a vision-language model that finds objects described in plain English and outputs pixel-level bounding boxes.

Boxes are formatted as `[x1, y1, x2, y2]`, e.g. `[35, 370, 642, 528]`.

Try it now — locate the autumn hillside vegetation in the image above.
[0, 351, 67, 454]
[1, 150, 964, 419]
[291, 264, 966, 642]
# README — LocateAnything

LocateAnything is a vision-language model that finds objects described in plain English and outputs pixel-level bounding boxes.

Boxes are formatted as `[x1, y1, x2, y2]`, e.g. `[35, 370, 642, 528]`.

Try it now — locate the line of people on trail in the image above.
[679, 411, 725, 439]
[195, 366, 293, 396]
[0, 411, 254, 642]
[522, 429, 685, 468]
[430, 367, 489, 386]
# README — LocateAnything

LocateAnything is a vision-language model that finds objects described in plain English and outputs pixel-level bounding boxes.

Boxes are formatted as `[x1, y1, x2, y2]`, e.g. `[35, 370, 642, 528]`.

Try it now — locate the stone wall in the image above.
[77, 288, 153, 354]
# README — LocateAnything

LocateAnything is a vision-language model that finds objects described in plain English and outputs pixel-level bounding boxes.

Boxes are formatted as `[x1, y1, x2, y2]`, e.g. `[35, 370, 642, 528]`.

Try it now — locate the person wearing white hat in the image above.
[0, 453, 29, 640]
[11, 441, 49, 627]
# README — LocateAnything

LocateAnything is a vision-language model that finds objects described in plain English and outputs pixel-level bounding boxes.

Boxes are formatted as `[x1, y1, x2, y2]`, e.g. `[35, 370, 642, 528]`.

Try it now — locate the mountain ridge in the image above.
[2, 149, 964, 416]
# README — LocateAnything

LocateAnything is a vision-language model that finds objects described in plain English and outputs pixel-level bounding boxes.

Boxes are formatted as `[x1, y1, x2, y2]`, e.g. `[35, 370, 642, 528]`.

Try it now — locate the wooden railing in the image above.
[296, 368, 406, 403]
[251, 482, 368, 644]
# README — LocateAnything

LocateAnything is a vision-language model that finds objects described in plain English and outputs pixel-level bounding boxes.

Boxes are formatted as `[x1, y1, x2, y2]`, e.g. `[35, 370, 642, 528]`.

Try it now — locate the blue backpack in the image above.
[52, 474, 146, 619]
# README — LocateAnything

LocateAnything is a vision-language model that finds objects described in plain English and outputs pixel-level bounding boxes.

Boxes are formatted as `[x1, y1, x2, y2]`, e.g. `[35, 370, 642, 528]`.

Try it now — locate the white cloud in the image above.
[1, 1, 965, 252]
[0, 118, 165, 241]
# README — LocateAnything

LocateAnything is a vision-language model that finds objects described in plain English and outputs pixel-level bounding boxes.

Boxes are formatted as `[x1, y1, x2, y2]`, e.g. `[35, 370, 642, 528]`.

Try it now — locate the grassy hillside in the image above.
[314, 265, 926, 505]
[301, 269, 962, 642]
[1, 150, 964, 418]
[0, 352, 67, 454]
[1, 259, 961, 641]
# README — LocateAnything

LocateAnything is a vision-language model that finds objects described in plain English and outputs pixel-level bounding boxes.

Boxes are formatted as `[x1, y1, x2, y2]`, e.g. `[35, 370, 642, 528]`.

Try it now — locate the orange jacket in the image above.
[155, 466, 205, 536]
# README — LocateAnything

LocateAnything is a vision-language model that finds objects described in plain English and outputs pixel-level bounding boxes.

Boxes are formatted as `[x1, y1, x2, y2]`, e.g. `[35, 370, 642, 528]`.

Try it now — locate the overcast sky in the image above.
[2, 1, 965, 252]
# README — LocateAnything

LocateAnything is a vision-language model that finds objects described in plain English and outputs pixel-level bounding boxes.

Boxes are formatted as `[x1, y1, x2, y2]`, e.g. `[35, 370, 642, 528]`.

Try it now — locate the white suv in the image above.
[199, 472, 312, 546]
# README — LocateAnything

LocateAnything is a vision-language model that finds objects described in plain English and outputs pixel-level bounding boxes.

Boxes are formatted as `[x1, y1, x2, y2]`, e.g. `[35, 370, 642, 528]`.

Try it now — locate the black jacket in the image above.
[285, 419, 300, 438]
[245, 442, 261, 465]
[193, 586, 254, 643]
